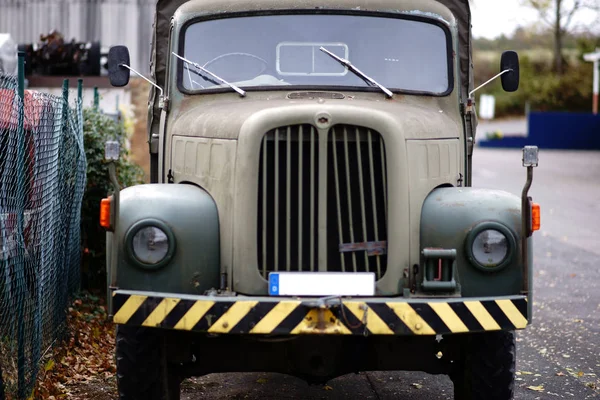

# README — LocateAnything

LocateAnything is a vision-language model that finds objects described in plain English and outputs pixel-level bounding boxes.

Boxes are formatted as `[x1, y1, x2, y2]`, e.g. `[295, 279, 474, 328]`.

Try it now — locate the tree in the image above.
[523, 0, 599, 74]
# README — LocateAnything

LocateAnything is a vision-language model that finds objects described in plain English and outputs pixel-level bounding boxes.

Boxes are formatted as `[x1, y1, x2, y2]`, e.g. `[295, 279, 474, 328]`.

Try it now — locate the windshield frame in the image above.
[176, 10, 455, 97]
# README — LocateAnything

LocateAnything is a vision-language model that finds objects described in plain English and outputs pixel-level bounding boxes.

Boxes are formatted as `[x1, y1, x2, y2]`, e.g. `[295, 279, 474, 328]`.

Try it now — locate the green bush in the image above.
[475, 55, 594, 118]
[81, 108, 144, 290]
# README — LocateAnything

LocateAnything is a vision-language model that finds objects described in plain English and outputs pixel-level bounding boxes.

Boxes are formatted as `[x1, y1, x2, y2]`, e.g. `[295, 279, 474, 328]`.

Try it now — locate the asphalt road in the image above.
[181, 148, 600, 400]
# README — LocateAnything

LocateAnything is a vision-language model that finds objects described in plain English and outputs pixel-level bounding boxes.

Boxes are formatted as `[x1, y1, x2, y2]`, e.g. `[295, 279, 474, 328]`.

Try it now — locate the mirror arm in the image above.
[119, 64, 164, 98]
[469, 69, 512, 98]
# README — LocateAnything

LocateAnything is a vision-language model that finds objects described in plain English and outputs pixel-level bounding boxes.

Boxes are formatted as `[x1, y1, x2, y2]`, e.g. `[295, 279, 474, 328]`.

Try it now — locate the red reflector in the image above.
[532, 203, 540, 232]
[100, 197, 112, 229]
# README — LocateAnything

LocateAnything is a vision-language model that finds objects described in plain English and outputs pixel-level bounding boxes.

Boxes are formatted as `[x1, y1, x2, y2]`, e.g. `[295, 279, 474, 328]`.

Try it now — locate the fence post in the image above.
[78, 78, 84, 129]
[93, 86, 99, 110]
[58, 79, 70, 329]
[16, 50, 27, 400]
[77, 78, 83, 104]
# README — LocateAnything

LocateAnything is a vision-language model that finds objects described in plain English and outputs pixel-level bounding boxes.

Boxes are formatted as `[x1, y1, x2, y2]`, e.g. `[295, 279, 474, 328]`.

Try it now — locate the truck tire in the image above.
[116, 326, 181, 400]
[450, 331, 516, 400]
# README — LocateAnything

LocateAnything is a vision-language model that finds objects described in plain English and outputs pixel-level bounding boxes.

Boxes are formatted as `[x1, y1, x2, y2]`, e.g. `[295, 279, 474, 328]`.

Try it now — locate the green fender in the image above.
[111, 184, 220, 295]
[420, 187, 528, 298]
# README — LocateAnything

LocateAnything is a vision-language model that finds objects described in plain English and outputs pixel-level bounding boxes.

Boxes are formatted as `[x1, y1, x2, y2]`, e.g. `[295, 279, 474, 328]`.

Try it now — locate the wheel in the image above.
[450, 331, 516, 400]
[116, 325, 181, 400]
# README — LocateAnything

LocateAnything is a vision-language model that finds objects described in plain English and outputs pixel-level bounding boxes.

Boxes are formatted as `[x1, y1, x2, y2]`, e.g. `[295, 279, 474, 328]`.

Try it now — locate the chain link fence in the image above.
[0, 73, 87, 399]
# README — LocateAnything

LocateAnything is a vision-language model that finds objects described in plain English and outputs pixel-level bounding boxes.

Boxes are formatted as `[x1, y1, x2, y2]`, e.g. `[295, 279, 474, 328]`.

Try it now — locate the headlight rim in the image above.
[465, 221, 516, 272]
[125, 219, 176, 270]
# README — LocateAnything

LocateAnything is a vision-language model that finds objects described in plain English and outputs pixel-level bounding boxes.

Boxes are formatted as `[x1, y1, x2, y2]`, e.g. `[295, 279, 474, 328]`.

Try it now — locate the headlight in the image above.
[466, 222, 516, 271]
[126, 220, 176, 269]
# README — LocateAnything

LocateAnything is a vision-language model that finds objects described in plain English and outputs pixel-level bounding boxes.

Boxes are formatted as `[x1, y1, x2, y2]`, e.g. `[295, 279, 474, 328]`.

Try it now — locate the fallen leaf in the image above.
[411, 383, 423, 389]
[562, 354, 571, 358]
[256, 378, 268, 384]
[556, 372, 565, 376]
[44, 359, 55, 372]
[527, 385, 545, 392]
[519, 371, 534, 375]
[323, 385, 333, 391]
[577, 371, 584, 377]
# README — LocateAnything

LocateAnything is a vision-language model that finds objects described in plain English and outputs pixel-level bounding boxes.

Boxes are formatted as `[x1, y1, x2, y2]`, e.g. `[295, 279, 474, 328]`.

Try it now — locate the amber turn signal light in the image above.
[532, 203, 540, 232]
[100, 197, 112, 230]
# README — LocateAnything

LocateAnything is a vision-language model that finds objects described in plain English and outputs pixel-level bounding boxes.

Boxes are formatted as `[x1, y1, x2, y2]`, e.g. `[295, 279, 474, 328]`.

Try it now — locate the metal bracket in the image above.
[421, 249, 457, 292]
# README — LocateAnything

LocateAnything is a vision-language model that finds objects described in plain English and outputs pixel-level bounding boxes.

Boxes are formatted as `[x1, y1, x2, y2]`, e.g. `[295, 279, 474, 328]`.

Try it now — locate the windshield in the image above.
[180, 14, 451, 95]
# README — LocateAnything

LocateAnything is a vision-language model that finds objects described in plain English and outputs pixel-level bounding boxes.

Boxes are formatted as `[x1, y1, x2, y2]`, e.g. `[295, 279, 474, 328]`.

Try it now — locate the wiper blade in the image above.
[319, 47, 393, 98]
[172, 52, 246, 97]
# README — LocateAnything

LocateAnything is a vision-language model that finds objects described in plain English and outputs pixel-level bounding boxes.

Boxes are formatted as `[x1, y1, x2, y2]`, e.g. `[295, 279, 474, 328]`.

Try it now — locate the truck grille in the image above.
[257, 124, 388, 280]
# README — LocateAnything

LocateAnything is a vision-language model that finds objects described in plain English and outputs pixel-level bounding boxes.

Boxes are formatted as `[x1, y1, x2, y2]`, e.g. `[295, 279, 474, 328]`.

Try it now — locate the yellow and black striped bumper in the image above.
[112, 290, 528, 336]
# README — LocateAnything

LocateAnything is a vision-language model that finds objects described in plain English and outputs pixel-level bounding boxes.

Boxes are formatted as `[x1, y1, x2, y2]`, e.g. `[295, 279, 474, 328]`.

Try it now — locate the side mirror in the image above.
[108, 46, 131, 87]
[500, 51, 520, 92]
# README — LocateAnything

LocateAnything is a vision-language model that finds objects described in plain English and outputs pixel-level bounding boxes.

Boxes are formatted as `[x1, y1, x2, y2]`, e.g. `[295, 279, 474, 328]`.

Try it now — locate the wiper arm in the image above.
[319, 47, 393, 98]
[172, 52, 246, 97]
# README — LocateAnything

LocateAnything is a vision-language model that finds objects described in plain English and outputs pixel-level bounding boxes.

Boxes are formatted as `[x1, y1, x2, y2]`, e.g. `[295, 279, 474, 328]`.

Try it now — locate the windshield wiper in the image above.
[319, 47, 393, 98]
[172, 52, 246, 97]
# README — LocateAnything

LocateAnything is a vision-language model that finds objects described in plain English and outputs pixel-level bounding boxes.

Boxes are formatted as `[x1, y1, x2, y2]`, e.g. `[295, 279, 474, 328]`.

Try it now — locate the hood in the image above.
[170, 94, 462, 140]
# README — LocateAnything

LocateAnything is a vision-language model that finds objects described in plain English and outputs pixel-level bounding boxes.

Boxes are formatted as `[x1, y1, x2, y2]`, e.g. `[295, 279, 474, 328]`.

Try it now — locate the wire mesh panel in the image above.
[0, 74, 86, 399]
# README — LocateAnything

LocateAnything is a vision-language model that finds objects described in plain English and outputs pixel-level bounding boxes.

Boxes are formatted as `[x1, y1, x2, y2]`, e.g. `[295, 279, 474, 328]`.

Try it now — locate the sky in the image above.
[470, 0, 599, 39]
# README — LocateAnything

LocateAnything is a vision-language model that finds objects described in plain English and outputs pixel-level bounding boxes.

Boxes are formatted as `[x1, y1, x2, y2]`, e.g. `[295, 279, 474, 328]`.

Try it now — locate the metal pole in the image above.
[77, 78, 83, 104]
[93, 86, 99, 110]
[521, 167, 533, 296]
[58, 79, 70, 331]
[108, 162, 120, 317]
[593, 60, 598, 115]
[16, 50, 26, 400]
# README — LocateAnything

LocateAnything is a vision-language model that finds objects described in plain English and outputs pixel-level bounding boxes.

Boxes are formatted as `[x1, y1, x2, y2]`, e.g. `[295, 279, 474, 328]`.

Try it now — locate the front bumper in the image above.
[112, 290, 528, 336]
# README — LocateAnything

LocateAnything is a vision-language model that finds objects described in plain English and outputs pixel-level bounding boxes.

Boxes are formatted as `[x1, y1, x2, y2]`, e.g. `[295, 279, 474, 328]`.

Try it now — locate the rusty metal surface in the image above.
[339, 241, 387, 256]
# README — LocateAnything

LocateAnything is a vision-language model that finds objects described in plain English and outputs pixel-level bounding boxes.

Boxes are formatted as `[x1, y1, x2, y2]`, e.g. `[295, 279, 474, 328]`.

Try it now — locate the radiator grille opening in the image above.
[257, 124, 388, 280]
[327, 125, 388, 276]
[257, 125, 319, 275]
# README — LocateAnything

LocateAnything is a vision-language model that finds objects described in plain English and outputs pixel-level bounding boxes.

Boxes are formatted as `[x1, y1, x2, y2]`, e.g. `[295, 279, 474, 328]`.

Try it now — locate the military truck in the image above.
[102, 1, 540, 399]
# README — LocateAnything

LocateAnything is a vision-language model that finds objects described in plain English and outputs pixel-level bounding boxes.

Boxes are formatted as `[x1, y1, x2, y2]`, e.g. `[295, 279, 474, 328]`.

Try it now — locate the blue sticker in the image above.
[269, 273, 279, 296]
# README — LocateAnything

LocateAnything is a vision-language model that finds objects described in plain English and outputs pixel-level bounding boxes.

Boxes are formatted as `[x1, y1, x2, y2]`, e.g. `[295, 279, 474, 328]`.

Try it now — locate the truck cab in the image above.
[104, 1, 538, 399]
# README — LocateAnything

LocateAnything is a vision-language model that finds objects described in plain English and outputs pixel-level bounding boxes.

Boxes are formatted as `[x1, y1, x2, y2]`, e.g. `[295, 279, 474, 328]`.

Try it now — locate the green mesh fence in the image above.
[0, 74, 87, 399]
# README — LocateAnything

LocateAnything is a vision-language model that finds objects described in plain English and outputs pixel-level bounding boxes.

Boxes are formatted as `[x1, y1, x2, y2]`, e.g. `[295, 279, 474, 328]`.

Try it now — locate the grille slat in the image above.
[257, 124, 387, 282]
[297, 125, 303, 271]
[274, 128, 280, 271]
[286, 126, 291, 271]
[381, 138, 388, 219]
[309, 128, 315, 271]
[355, 126, 371, 272]
[261, 136, 268, 276]
[367, 130, 383, 277]
[342, 126, 358, 272]
[331, 131, 346, 272]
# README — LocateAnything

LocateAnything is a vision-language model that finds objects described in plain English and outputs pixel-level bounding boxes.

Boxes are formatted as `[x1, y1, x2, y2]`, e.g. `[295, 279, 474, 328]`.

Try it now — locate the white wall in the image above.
[0, 0, 155, 73]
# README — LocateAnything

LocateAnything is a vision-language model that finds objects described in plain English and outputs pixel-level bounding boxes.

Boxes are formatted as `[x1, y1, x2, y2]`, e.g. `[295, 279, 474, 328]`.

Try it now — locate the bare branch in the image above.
[563, 0, 582, 29]
[523, 0, 554, 27]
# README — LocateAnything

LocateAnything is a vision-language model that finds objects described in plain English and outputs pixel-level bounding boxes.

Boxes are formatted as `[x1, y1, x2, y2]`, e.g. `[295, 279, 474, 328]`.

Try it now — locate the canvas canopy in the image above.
[149, 0, 473, 109]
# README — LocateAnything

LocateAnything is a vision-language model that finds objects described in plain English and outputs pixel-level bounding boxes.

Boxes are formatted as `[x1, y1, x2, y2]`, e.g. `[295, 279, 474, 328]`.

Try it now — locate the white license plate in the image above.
[268, 272, 375, 296]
